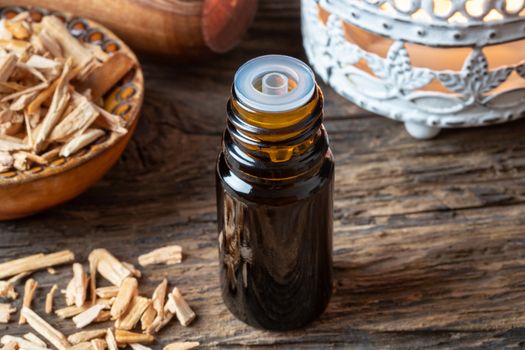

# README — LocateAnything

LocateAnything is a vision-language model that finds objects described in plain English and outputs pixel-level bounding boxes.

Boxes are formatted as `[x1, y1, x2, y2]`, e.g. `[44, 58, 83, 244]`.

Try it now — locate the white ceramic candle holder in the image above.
[302, 0, 525, 138]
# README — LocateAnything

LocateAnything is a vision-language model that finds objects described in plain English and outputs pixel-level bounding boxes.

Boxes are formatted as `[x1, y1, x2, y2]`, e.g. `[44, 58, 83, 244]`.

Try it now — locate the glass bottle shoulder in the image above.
[217, 148, 334, 205]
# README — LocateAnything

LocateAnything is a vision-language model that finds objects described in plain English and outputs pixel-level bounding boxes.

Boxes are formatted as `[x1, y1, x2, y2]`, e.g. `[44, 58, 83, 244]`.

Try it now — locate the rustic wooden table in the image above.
[2, 1, 525, 348]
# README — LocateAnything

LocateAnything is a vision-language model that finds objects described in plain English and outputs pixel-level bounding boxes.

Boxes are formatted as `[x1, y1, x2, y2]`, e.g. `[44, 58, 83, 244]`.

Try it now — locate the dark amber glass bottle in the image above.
[216, 55, 334, 331]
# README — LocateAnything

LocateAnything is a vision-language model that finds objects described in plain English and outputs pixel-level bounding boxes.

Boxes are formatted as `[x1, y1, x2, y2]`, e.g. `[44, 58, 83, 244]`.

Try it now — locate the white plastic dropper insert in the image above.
[262, 72, 288, 96]
[234, 55, 316, 112]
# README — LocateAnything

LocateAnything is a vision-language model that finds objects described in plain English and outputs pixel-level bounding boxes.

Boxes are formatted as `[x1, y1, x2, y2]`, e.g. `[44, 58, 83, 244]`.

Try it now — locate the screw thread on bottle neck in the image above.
[223, 87, 327, 180]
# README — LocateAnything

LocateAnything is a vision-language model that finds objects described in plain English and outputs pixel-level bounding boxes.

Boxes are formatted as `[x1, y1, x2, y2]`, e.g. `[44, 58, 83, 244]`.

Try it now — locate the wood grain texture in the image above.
[2, 0, 525, 348]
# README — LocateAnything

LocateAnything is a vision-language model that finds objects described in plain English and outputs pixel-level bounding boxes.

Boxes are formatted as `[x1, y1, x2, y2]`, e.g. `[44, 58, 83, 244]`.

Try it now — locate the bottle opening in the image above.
[234, 55, 316, 112]
[251, 71, 298, 96]
[261, 72, 289, 95]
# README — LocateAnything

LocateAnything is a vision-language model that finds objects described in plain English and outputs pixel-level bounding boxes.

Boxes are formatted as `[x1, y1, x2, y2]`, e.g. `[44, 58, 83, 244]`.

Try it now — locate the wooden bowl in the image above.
[0, 6, 144, 220]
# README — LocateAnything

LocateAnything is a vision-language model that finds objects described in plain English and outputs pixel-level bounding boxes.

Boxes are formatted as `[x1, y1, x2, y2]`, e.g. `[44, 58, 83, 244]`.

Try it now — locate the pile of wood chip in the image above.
[0, 12, 135, 173]
[0, 245, 199, 350]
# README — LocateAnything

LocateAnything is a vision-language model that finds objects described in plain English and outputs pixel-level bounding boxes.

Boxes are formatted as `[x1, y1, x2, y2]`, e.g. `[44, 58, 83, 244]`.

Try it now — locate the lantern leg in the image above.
[404, 121, 441, 139]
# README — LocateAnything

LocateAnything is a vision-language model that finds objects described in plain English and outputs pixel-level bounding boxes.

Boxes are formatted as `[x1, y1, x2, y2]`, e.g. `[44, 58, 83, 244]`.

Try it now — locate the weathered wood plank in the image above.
[1, 0, 525, 348]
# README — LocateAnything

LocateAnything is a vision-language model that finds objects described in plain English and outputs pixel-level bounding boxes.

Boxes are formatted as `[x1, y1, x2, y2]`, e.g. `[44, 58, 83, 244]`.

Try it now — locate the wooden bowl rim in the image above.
[0, 5, 144, 187]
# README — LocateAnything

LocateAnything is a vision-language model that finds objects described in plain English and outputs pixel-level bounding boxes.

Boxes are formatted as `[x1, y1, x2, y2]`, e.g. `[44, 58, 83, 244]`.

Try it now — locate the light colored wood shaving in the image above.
[26, 55, 60, 70]
[0, 250, 74, 280]
[114, 330, 154, 345]
[163, 342, 200, 350]
[0, 108, 20, 128]
[0, 134, 31, 151]
[0, 111, 23, 136]
[46, 267, 57, 275]
[0, 310, 9, 324]
[1, 340, 18, 350]
[55, 299, 113, 320]
[2, 81, 49, 103]
[72, 263, 88, 307]
[45, 284, 58, 314]
[89, 255, 97, 305]
[89, 249, 131, 287]
[15, 151, 48, 166]
[55, 304, 90, 319]
[166, 288, 196, 327]
[0, 81, 24, 93]
[0, 82, 23, 95]
[23, 332, 47, 347]
[29, 30, 45, 53]
[94, 310, 111, 323]
[146, 278, 168, 333]
[12, 151, 27, 171]
[33, 58, 72, 152]
[19, 278, 38, 325]
[49, 96, 99, 142]
[72, 304, 106, 329]
[0, 18, 12, 39]
[86, 43, 109, 63]
[37, 29, 62, 58]
[9, 12, 30, 23]
[92, 104, 126, 134]
[122, 262, 141, 279]
[95, 286, 119, 299]
[0, 127, 20, 139]
[110, 277, 138, 320]
[115, 296, 151, 331]
[21, 307, 71, 350]
[8, 271, 31, 284]
[5, 19, 30, 40]
[9, 90, 38, 111]
[69, 342, 94, 350]
[65, 274, 76, 306]
[0, 303, 16, 323]
[147, 306, 174, 335]
[40, 16, 94, 72]
[40, 146, 59, 161]
[105, 329, 118, 350]
[0, 54, 17, 82]
[0, 39, 31, 54]
[140, 304, 156, 331]
[16, 62, 48, 83]
[60, 128, 104, 157]
[138, 246, 183, 267]
[130, 344, 152, 350]
[152, 278, 168, 320]
[146, 284, 176, 334]
[0, 151, 13, 171]
[24, 112, 34, 146]
[1, 335, 48, 350]
[67, 329, 107, 345]
[0, 281, 17, 299]
[90, 339, 106, 350]
[27, 78, 59, 115]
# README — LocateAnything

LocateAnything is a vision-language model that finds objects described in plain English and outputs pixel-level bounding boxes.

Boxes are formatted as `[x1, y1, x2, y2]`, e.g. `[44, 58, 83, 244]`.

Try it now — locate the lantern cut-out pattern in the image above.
[302, 0, 525, 138]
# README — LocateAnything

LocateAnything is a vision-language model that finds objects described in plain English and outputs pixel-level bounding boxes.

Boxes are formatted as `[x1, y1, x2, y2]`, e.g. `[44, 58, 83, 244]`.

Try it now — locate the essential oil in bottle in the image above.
[216, 55, 334, 331]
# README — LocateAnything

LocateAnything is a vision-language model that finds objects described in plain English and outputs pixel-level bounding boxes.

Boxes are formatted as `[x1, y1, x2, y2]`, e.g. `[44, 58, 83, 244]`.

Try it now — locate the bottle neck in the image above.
[223, 86, 328, 181]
